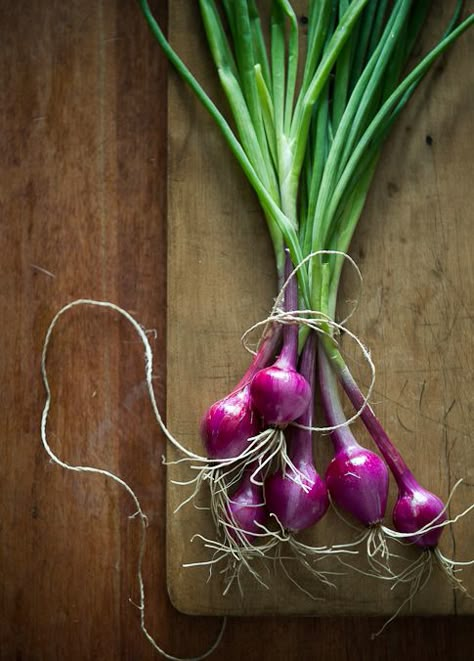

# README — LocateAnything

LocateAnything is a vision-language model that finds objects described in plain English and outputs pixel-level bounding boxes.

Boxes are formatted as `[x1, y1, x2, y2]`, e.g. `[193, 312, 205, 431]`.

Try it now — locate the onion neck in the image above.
[234, 322, 282, 392]
[318, 344, 360, 454]
[288, 333, 316, 466]
[335, 359, 415, 490]
[321, 273, 414, 490]
[397, 471, 423, 497]
[278, 251, 299, 368]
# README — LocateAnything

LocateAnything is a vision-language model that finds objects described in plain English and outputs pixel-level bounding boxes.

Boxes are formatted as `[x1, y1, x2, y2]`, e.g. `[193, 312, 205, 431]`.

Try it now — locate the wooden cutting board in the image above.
[166, 2, 474, 616]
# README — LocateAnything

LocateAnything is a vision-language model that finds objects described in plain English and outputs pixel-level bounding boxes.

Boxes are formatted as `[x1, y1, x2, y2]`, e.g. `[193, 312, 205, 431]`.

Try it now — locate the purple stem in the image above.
[233, 322, 282, 393]
[338, 363, 415, 490]
[318, 346, 359, 454]
[288, 333, 316, 466]
[278, 251, 299, 368]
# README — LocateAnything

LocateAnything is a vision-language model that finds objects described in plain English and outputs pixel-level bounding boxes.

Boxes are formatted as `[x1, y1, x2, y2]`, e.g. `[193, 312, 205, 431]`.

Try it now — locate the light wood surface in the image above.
[167, 2, 474, 617]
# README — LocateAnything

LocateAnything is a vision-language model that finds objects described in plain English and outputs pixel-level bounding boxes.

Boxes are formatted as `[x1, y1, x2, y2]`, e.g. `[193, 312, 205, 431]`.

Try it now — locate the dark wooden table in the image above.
[1, 3, 472, 659]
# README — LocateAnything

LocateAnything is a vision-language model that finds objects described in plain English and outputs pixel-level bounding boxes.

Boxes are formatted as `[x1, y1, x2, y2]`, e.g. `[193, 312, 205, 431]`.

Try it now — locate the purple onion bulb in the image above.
[392, 479, 447, 548]
[325, 446, 389, 527]
[226, 470, 268, 542]
[319, 346, 389, 527]
[249, 358, 311, 426]
[200, 384, 259, 459]
[265, 334, 329, 532]
[265, 460, 329, 533]
[250, 251, 311, 426]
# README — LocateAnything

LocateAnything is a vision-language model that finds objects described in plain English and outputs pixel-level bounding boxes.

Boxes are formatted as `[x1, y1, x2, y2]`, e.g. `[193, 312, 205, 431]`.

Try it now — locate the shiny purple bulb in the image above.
[250, 251, 311, 426]
[392, 479, 446, 548]
[226, 470, 268, 542]
[200, 384, 259, 459]
[325, 446, 389, 526]
[265, 460, 329, 533]
[249, 358, 312, 426]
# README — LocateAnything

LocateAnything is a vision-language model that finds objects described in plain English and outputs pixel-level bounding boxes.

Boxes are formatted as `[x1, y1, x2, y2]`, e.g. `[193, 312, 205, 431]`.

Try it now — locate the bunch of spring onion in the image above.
[140, 0, 474, 598]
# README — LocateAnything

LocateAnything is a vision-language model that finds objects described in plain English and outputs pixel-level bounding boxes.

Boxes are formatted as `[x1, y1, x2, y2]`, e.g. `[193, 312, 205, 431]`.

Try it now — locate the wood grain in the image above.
[0, 2, 473, 661]
[166, 1, 474, 618]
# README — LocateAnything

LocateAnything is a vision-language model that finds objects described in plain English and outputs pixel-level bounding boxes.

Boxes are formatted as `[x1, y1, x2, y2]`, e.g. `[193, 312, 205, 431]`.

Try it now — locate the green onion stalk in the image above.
[140, 0, 474, 595]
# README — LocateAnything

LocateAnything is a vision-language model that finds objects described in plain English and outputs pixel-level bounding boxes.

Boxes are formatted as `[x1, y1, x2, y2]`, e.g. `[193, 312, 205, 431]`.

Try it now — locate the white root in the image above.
[184, 530, 280, 594]
[273, 545, 326, 601]
[372, 550, 434, 638]
[433, 547, 474, 595]
[185, 524, 354, 598]
[257, 517, 360, 593]
[169, 428, 283, 515]
[371, 543, 474, 637]
[326, 497, 408, 577]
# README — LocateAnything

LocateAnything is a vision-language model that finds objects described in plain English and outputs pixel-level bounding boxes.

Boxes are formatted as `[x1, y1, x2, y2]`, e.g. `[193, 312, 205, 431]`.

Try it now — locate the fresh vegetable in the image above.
[265, 333, 329, 533]
[200, 323, 281, 459]
[392, 481, 446, 549]
[201, 384, 260, 459]
[250, 254, 311, 426]
[140, 0, 474, 607]
[319, 346, 389, 529]
[225, 465, 269, 543]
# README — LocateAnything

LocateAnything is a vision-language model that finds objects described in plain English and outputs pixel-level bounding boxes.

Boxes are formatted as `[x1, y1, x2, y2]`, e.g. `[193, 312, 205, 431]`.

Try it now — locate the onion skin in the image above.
[265, 461, 329, 533]
[392, 481, 446, 548]
[265, 333, 329, 532]
[226, 470, 268, 542]
[325, 446, 389, 526]
[331, 359, 451, 547]
[319, 346, 389, 526]
[200, 322, 281, 459]
[250, 251, 311, 426]
[200, 384, 259, 459]
[249, 361, 311, 426]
